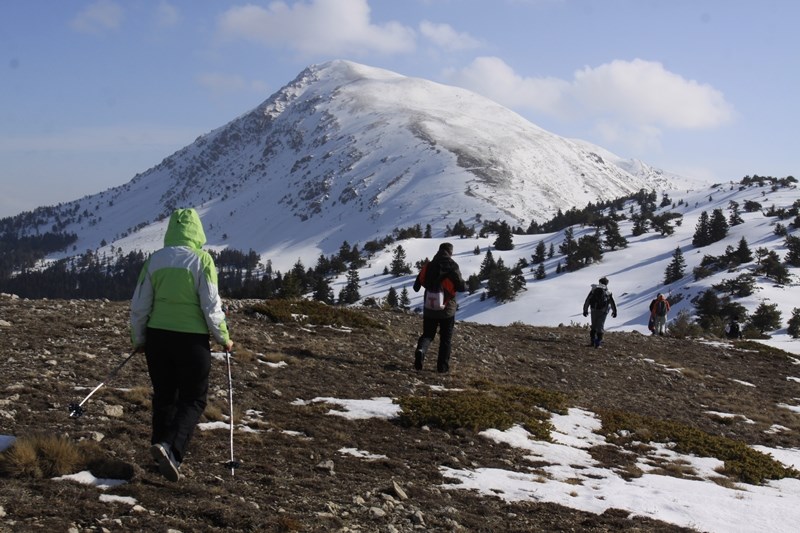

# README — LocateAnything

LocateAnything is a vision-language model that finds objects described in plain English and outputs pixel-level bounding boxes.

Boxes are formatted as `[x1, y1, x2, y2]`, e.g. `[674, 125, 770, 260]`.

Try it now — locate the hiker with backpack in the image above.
[412, 242, 466, 373]
[725, 316, 743, 339]
[649, 293, 670, 336]
[582, 277, 617, 348]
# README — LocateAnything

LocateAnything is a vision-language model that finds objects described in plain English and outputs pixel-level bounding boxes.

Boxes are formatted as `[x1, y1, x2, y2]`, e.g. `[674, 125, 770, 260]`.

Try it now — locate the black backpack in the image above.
[590, 287, 608, 309]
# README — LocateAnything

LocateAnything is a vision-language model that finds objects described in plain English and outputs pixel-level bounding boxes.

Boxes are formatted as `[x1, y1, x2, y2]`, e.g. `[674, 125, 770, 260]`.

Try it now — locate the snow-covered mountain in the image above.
[7, 60, 683, 270]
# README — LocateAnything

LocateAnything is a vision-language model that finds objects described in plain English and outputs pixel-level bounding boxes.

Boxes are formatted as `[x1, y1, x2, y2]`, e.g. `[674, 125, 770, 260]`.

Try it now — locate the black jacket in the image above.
[413, 250, 466, 319]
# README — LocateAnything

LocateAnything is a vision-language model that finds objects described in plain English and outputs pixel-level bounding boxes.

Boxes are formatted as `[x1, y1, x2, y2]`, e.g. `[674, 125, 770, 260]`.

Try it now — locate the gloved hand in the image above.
[583, 311, 588, 317]
[612, 312, 617, 318]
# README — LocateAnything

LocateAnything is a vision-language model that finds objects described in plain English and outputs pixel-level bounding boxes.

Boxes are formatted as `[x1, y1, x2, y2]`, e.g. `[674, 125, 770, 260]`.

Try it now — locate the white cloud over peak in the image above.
[216, 0, 415, 56]
[444, 56, 568, 113]
[419, 20, 482, 51]
[70, 0, 124, 34]
[446, 56, 735, 147]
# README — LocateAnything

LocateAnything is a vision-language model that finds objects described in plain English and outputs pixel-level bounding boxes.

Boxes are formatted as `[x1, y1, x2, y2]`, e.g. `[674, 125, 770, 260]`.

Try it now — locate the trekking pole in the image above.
[69, 350, 137, 418]
[224, 349, 240, 476]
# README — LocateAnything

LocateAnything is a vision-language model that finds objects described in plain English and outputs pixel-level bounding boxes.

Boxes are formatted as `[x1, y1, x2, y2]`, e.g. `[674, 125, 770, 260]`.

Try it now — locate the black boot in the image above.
[414, 337, 431, 371]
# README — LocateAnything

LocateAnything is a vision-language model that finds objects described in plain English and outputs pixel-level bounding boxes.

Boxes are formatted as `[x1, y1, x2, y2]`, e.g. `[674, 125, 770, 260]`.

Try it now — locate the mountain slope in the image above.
[337, 177, 799, 352]
[5, 60, 679, 270]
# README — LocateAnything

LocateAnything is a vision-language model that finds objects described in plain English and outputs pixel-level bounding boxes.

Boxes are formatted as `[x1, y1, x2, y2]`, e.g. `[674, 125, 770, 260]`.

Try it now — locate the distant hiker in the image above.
[725, 316, 743, 340]
[582, 277, 617, 348]
[412, 242, 466, 373]
[649, 293, 670, 336]
[130, 208, 233, 482]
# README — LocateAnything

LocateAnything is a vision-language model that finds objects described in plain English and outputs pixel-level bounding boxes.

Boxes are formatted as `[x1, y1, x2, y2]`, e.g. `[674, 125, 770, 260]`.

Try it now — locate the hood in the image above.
[163, 208, 206, 249]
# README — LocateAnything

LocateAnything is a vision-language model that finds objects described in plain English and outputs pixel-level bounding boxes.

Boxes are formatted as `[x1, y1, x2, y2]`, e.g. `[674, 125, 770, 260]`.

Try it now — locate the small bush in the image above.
[599, 410, 799, 485]
[666, 310, 703, 339]
[397, 381, 568, 440]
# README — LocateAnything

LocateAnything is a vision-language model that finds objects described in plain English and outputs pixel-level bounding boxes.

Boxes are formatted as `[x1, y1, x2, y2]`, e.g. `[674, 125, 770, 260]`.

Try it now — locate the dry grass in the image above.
[121, 386, 151, 407]
[0, 434, 81, 478]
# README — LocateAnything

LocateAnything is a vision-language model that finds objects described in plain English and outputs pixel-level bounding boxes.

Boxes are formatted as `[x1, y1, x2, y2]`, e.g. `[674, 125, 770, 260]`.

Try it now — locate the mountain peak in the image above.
[9, 61, 681, 270]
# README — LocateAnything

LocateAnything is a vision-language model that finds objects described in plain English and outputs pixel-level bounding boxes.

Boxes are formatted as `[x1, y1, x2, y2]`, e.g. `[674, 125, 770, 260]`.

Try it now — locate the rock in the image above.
[315, 459, 335, 475]
[0, 319, 11, 327]
[369, 506, 386, 518]
[104, 405, 124, 417]
[390, 480, 408, 501]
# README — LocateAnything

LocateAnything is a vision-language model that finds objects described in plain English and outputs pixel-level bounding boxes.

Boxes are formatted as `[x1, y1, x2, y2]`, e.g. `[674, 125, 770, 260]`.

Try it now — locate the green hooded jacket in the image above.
[130, 208, 230, 346]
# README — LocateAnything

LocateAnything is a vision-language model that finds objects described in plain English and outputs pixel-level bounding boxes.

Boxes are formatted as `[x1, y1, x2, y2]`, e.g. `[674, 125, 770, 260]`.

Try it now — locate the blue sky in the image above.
[1, 0, 797, 218]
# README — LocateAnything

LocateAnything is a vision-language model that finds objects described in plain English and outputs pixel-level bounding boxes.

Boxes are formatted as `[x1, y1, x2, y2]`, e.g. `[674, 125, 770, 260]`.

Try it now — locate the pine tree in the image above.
[533, 240, 547, 264]
[787, 308, 800, 339]
[400, 287, 410, 308]
[548, 242, 555, 259]
[478, 249, 496, 280]
[467, 273, 481, 294]
[708, 208, 729, 243]
[692, 211, 711, 247]
[493, 221, 515, 251]
[757, 250, 791, 284]
[663, 247, 686, 284]
[693, 289, 721, 330]
[338, 267, 361, 304]
[486, 258, 515, 302]
[312, 276, 334, 304]
[785, 235, 800, 267]
[558, 228, 576, 256]
[389, 245, 411, 276]
[735, 237, 753, 264]
[749, 302, 782, 334]
[603, 220, 628, 250]
[386, 286, 399, 308]
[728, 200, 744, 226]
[535, 263, 546, 280]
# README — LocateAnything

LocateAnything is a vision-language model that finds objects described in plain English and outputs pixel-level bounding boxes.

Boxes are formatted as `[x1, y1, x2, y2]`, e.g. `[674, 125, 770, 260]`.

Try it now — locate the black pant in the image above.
[145, 328, 211, 464]
[416, 316, 455, 372]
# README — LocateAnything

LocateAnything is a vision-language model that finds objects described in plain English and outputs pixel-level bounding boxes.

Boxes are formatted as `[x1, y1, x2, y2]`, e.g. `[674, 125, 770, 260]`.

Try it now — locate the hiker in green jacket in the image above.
[130, 208, 233, 482]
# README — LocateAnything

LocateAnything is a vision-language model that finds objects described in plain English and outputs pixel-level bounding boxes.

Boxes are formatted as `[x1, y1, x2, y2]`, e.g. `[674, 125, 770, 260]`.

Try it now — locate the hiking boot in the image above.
[414, 349, 424, 371]
[150, 442, 181, 482]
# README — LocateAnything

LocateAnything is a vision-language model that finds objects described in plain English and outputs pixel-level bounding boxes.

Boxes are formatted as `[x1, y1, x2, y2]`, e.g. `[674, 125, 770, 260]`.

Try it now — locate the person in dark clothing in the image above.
[412, 242, 466, 373]
[130, 208, 233, 482]
[582, 276, 618, 348]
[725, 316, 743, 339]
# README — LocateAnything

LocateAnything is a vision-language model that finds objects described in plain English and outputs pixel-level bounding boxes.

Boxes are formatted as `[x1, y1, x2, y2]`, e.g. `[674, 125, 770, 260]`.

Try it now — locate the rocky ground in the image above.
[1, 294, 799, 532]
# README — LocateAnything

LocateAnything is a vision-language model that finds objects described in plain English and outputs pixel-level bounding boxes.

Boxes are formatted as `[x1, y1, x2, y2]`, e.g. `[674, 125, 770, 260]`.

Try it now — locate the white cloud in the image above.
[197, 73, 269, 95]
[572, 59, 734, 129]
[446, 56, 735, 149]
[70, 0, 124, 34]
[419, 20, 482, 51]
[216, 0, 416, 56]
[444, 56, 569, 114]
[155, 2, 180, 28]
